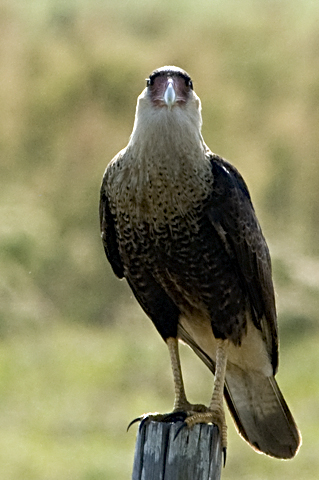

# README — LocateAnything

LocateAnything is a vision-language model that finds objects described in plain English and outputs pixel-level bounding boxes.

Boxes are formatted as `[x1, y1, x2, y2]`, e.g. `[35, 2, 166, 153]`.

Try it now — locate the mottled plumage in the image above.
[100, 66, 301, 459]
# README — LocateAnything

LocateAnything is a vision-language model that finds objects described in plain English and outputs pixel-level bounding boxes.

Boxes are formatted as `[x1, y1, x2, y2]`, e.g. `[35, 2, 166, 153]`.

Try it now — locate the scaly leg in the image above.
[129, 336, 228, 458]
[128, 336, 206, 429]
[183, 338, 228, 452]
[167, 337, 188, 410]
[167, 336, 208, 413]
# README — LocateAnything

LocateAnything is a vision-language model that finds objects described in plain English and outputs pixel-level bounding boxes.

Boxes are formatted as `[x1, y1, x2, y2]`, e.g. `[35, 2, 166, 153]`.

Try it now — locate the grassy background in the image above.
[0, 0, 319, 478]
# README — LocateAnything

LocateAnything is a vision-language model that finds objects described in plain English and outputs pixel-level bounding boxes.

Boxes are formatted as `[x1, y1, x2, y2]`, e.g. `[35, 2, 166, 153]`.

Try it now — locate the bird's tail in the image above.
[178, 326, 301, 458]
[224, 365, 301, 458]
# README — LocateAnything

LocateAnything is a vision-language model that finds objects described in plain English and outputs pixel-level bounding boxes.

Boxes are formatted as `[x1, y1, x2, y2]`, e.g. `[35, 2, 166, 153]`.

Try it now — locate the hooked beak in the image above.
[163, 79, 176, 109]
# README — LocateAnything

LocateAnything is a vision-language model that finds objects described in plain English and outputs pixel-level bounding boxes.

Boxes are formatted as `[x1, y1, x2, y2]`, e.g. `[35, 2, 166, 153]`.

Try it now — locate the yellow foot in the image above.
[128, 404, 227, 465]
[187, 410, 226, 445]
[127, 410, 191, 431]
[168, 401, 227, 465]
[127, 402, 208, 430]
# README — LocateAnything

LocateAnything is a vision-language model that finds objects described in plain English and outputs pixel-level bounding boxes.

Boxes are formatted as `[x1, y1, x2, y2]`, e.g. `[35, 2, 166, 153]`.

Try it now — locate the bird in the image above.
[99, 65, 301, 460]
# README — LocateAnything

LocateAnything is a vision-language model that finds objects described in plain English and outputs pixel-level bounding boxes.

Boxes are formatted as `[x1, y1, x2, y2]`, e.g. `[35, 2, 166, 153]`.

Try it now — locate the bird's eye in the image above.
[146, 73, 159, 87]
[185, 78, 193, 90]
[178, 72, 193, 91]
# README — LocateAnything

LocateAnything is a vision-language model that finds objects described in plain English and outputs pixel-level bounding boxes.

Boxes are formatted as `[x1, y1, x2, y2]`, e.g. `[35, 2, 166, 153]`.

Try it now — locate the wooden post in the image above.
[132, 421, 222, 480]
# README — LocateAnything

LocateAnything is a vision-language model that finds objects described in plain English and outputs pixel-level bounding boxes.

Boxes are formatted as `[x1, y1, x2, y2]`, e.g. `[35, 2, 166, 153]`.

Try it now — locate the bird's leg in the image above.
[127, 337, 189, 428]
[128, 337, 228, 440]
[208, 339, 228, 450]
[166, 336, 188, 410]
[183, 338, 228, 452]
[128, 336, 206, 430]
[167, 336, 208, 414]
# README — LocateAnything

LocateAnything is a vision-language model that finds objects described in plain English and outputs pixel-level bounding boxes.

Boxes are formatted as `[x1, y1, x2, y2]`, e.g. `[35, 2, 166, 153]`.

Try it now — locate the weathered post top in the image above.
[132, 421, 222, 480]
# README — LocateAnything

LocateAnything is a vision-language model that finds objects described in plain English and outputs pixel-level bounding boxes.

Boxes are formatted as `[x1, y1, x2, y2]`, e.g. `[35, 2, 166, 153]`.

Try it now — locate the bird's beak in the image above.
[163, 79, 176, 109]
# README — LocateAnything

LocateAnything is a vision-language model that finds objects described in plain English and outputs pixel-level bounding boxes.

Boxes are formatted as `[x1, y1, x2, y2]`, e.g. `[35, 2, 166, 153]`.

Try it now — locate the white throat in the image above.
[107, 89, 213, 227]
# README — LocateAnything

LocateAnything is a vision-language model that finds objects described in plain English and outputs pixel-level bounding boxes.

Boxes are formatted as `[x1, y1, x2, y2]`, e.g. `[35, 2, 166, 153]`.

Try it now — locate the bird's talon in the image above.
[127, 411, 188, 433]
[222, 447, 227, 467]
[127, 416, 143, 432]
[173, 421, 187, 440]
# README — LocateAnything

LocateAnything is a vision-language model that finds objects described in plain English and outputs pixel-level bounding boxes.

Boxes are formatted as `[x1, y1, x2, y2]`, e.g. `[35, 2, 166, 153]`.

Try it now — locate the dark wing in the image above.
[180, 156, 300, 457]
[207, 154, 278, 372]
[99, 182, 124, 279]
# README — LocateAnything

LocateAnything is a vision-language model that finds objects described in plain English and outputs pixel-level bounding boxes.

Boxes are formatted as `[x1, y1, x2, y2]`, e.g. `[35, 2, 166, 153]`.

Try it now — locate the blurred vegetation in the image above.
[0, 0, 319, 478]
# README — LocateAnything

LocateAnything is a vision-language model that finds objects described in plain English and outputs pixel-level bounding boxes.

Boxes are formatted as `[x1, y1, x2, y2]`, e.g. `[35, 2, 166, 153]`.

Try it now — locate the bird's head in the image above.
[130, 66, 203, 147]
[146, 66, 194, 110]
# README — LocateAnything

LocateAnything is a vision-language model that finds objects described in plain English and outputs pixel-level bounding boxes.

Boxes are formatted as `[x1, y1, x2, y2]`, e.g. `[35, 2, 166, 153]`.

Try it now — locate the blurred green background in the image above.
[0, 0, 318, 478]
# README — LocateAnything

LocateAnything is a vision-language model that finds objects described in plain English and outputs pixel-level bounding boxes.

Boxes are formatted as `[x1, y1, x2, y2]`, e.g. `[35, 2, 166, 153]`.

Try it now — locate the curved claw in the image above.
[223, 447, 227, 467]
[173, 421, 187, 440]
[127, 416, 143, 432]
[128, 410, 188, 433]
